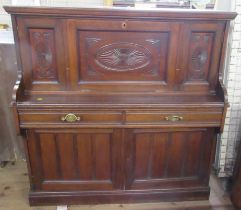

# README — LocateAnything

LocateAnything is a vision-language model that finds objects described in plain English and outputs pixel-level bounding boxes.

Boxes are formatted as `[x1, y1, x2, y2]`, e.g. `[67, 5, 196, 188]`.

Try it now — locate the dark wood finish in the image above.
[26, 128, 123, 191]
[17, 18, 66, 91]
[125, 128, 215, 190]
[4, 6, 236, 206]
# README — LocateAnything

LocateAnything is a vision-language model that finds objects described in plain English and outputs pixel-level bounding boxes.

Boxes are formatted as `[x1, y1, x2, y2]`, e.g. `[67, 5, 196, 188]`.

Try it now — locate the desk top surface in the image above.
[4, 6, 237, 20]
[16, 93, 224, 109]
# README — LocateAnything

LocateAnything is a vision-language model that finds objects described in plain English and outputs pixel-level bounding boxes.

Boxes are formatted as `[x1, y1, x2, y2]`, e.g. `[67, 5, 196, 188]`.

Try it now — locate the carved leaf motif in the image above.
[188, 33, 213, 81]
[95, 43, 151, 71]
[35, 40, 52, 68]
[86, 38, 101, 47]
[191, 48, 208, 71]
[146, 39, 160, 46]
[30, 30, 56, 80]
[190, 48, 207, 79]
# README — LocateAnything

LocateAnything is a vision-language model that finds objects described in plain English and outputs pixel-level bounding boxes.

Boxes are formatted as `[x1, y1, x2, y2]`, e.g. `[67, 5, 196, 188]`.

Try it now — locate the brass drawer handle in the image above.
[165, 116, 183, 122]
[61, 113, 81, 123]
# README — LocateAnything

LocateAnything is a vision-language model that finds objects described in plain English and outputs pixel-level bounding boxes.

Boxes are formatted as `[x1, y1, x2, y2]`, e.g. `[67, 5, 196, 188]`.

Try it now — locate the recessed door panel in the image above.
[27, 129, 123, 191]
[67, 19, 179, 92]
[125, 128, 215, 190]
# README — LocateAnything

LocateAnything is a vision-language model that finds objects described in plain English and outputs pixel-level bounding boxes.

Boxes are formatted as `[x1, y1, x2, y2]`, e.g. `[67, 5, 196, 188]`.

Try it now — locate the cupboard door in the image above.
[177, 22, 225, 92]
[26, 129, 123, 191]
[17, 18, 66, 91]
[125, 128, 215, 190]
[67, 19, 179, 92]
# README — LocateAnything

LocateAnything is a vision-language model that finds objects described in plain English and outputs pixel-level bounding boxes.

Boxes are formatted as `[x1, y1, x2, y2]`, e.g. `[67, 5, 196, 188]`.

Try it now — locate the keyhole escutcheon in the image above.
[122, 21, 127, 29]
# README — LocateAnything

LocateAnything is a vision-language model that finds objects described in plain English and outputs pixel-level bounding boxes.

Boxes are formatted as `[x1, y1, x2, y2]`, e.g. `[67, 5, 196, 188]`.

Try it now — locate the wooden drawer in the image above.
[19, 111, 123, 127]
[19, 109, 223, 128]
[126, 111, 222, 126]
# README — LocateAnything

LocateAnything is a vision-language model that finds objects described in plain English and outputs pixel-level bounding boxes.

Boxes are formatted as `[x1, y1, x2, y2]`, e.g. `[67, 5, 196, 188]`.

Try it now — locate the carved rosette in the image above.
[29, 29, 57, 80]
[191, 48, 208, 79]
[188, 33, 213, 81]
[94, 43, 152, 72]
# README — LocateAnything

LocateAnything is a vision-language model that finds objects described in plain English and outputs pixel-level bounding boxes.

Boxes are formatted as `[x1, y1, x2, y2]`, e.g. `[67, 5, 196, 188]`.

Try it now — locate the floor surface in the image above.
[0, 161, 235, 210]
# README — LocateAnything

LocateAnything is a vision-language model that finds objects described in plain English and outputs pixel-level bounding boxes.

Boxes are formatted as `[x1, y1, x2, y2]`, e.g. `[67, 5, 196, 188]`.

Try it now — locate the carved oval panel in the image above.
[95, 43, 152, 71]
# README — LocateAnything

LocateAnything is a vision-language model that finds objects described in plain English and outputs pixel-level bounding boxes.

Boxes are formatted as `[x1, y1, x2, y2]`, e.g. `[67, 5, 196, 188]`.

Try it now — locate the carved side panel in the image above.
[29, 29, 57, 81]
[187, 33, 214, 81]
[78, 31, 169, 82]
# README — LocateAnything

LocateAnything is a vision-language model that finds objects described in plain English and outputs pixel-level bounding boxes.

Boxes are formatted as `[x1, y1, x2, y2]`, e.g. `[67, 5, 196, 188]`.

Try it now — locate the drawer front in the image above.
[126, 111, 222, 126]
[19, 111, 123, 126]
[19, 109, 223, 127]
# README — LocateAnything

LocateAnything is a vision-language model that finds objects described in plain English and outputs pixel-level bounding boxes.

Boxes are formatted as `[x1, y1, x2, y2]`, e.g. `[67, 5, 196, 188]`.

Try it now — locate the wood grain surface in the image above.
[3, 6, 237, 206]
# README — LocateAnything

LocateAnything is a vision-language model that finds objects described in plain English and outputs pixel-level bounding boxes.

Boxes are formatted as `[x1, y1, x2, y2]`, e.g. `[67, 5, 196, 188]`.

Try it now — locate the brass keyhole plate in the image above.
[122, 22, 127, 29]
